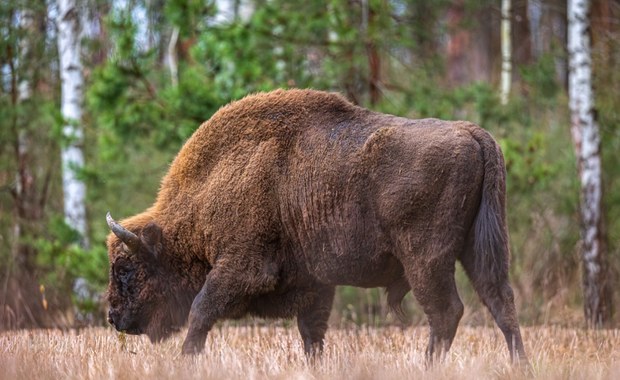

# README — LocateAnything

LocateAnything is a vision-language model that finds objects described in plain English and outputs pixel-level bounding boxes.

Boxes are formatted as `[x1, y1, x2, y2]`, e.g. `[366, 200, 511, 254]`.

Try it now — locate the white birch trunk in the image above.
[214, 0, 236, 24]
[57, 0, 88, 247]
[236, 0, 254, 22]
[500, 0, 511, 105]
[212, 0, 253, 24]
[167, 26, 179, 87]
[568, 0, 610, 327]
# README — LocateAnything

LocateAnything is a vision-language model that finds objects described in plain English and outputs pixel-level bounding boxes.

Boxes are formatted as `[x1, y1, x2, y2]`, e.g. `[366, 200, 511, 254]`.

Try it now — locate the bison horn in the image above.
[106, 212, 142, 252]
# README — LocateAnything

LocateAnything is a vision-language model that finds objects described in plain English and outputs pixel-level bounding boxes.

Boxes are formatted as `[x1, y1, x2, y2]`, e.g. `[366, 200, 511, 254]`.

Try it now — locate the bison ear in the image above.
[140, 222, 163, 259]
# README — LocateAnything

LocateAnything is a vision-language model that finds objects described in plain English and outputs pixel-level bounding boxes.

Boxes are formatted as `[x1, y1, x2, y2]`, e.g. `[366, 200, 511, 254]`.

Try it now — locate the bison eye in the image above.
[118, 268, 132, 281]
[114, 265, 136, 291]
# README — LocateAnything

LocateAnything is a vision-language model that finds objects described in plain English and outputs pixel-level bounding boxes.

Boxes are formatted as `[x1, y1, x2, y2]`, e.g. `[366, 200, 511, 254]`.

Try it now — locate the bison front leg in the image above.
[297, 285, 335, 357]
[182, 263, 277, 355]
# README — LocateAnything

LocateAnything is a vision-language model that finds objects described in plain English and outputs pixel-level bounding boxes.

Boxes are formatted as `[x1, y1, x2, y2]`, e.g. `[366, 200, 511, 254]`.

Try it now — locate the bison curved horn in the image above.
[106, 212, 142, 252]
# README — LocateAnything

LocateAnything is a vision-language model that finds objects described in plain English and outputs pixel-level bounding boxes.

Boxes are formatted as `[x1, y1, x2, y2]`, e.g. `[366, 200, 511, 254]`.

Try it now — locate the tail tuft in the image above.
[469, 127, 510, 284]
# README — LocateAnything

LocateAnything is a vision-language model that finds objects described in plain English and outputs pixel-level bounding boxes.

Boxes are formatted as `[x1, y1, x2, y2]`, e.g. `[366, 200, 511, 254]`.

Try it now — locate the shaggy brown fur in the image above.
[105, 89, 526, 362]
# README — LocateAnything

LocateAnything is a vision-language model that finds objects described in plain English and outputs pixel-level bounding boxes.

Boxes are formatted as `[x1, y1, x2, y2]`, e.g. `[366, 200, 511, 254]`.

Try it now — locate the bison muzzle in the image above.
[105, 89, 526, 362]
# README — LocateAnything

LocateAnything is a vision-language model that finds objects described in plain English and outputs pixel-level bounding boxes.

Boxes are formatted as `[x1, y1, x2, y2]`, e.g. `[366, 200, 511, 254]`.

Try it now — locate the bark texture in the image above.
[500, 0, 512, 105]
[568, 0, 612, 328]
[57, 0, 88, 246]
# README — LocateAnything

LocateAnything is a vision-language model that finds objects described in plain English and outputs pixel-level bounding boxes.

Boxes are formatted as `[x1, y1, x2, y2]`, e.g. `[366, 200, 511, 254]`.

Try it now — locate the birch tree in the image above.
[568, 0, 612, 328]
[500, 0, 511, 105]
[57, 0, 88, 247]
[167, 26, 179, 87]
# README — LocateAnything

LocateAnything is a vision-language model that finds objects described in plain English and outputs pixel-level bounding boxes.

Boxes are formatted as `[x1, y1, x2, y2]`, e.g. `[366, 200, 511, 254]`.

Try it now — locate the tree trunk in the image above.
[591, 0, 613, 66]
[2, 5, 50, 331]
[408, 1, 442, 62]
[57, 0, 88, 247]
[214, 0, 235, 24]
[512, 0, 531, 67]
[567, 0, 612, 328]
[446, 0, 468, 86]
[500, 0, 512, 105]
[168, 26, 179, 87]
[13, 8, 36, 273]
[528, 1, 567, 87]
[444, 1, 496, 87]
[363, 0, 381, 105]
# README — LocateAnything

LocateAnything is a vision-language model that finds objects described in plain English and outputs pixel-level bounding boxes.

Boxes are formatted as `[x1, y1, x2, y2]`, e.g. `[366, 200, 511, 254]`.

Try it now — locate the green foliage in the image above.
[520, 53, 561, 101]
[34, 216, 108, 290]
[165, 0, 214, 35]
[87, 15, 172, 148]
[595, 34, 620, 259]
[191, 20, 279, 98]
[500, 132, 556, 193]
[32, 216, 109, 318]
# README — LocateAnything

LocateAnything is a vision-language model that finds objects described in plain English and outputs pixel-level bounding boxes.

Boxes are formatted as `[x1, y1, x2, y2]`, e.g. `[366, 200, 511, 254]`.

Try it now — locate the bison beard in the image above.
[105, 89, 527, 363]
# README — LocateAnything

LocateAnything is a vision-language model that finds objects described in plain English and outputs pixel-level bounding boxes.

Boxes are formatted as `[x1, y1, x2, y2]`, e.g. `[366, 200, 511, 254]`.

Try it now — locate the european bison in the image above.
[106, 89, 526, 361]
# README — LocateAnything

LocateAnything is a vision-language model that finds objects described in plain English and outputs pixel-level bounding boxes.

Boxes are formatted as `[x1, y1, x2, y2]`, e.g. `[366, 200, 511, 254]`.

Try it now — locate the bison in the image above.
[105, 89, 526, 362]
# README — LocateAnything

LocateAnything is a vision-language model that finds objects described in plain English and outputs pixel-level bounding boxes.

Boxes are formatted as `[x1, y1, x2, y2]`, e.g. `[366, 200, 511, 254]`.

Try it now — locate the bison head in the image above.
[106, 213, 188, 343]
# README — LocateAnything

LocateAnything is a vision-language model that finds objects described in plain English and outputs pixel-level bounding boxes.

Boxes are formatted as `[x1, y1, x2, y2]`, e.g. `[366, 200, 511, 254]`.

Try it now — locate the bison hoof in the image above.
[181, 339, 205, 355]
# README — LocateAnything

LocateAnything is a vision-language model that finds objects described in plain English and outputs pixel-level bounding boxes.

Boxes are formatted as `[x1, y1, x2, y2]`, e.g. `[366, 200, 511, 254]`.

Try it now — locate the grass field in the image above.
[1, 325, 619, 379]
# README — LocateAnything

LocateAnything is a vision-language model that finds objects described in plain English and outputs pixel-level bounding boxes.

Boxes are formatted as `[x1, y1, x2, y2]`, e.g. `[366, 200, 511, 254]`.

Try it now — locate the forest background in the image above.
[0, 0, 619, 331]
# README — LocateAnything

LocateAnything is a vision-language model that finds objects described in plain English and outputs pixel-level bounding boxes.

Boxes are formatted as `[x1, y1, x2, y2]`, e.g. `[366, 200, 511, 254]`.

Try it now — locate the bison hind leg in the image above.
[404, 264, 464, 364]
[386, 277, 410, 323]
[459, 244, 527, 362]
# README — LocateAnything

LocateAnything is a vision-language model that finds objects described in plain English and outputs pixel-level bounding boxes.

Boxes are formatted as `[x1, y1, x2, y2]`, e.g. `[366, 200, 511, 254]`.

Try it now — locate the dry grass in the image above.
[1, 325, 619, 379]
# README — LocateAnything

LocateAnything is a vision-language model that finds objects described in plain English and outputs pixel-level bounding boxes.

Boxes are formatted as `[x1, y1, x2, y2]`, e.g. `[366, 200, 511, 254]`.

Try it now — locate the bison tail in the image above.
[470, 127, 510, 285]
